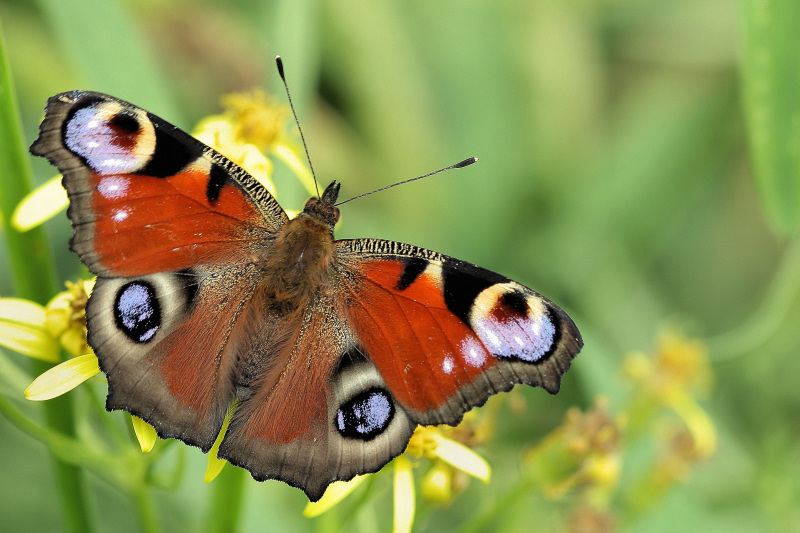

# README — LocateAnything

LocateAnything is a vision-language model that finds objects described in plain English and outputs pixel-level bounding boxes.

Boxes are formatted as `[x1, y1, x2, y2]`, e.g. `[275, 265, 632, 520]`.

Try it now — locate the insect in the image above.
[30, 65, 582, 501]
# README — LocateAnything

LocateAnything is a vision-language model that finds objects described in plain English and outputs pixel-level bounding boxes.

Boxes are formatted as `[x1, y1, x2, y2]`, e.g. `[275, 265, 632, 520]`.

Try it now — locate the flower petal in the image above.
[204, 403, 236, 483]
[12, 176, 69, 231]
[131, 416, 158, 452]
[421, 461, 453, 503]
[0, 321, 60, 362]
[667, 389, 717, 458]
[0, 298, 47, 326]
[25, 353, 100, 400]
[43, 293, 73, 337]
[204, 454, 228, 483]
[303, 475, 368, 518]
[429, 432, 491, 482]
[393, 455, 415, 533]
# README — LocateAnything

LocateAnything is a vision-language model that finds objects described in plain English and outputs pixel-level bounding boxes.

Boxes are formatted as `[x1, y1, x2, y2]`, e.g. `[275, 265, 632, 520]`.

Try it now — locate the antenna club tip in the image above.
[454, 157, 478, 169]
[275, 56, 286, 79]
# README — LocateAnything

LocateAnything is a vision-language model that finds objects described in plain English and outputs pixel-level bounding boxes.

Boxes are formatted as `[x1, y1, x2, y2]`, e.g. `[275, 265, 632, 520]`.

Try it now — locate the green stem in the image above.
[205, 464, 247, 533]
[133, 486, 160, 533]
[0, 19, 92, 533]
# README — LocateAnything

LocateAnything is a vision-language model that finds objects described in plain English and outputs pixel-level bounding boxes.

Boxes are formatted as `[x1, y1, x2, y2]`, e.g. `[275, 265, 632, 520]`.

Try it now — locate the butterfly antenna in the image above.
[335, 157, 478, 206]
[275, 55, 320, 198]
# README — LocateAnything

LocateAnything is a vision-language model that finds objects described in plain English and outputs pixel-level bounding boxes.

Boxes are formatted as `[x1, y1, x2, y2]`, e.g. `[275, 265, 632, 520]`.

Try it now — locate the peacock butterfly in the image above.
[30, 82, 582, 501]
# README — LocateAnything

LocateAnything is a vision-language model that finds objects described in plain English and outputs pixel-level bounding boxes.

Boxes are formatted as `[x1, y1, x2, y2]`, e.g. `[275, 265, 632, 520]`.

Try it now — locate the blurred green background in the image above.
[1, 0, 799, 531]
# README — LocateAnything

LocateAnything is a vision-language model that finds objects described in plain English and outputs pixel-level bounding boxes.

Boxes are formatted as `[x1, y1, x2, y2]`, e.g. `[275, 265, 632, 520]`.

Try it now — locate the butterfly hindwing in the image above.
[217, 292, 415, 501]
[88, 265, 262, 450]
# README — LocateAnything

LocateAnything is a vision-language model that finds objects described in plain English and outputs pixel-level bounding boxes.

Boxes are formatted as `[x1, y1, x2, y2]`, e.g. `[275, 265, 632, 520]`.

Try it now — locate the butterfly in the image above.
[30, 90, 583, 501]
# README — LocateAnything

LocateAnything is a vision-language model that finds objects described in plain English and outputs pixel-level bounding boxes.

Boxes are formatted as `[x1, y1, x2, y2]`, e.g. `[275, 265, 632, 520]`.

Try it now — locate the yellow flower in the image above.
[11, 175, 69, 231]
[525, 398, 623, 505]
[620, 330, 717, 513]
[20, 279, 158, 453]
[44, 280, 92, 357]
[220, 90, 288, 150]
[204, 402, 238, 483]
[7, 280, 96, 401]
[0, 297, 59, 362]
[623, 330, 716, 458]
[304, 423, 492, 532]
[405, 426, 491, 481]
[25, 353, 100, 401]
[21, 281, 100, 401]
[193, 89, 314, 198]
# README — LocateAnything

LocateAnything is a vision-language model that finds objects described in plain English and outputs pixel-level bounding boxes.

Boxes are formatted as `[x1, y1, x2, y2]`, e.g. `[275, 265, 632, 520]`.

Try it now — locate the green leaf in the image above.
[742, 0, 800, 237]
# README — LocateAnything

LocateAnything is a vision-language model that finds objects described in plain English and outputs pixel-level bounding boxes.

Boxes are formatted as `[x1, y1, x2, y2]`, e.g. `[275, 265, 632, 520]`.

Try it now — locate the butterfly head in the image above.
[301, 181, 340, 230]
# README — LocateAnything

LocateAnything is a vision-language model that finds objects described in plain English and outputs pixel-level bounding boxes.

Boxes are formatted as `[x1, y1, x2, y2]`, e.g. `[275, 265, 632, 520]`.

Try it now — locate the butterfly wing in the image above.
[30, 91, 286, 450]
[31, 91, 288, 276]
[337, 238, 582, 426]
[217, 291, 416, 501]
[217, 237, 581, 501]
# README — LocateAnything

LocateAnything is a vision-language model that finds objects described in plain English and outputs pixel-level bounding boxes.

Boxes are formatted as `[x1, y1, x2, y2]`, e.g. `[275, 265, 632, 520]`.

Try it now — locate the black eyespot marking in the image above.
[109, 111, 140, 134]
[335, 388, 394, 440]
[136, 117, 203, 178]
[442, 257, 509, 325]
[396, 257, 428, 291]
[114, 281, 161, 343]
[501, 290, 529, 315]
[207, 164, 228, 204]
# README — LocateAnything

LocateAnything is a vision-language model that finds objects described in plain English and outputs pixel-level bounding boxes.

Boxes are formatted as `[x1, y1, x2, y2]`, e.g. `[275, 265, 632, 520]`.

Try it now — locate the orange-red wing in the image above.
[31, 91, 288, 277]
[337, 239, 583, 425]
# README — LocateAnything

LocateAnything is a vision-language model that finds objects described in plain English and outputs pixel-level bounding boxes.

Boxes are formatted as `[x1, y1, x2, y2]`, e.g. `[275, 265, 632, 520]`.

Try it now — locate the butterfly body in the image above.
[31, 90, 583, 501]
[260, 182, 339, 311]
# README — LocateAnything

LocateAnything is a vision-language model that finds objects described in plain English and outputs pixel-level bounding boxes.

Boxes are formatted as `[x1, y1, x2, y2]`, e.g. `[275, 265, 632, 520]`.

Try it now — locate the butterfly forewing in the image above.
[30, 91, 287, 277]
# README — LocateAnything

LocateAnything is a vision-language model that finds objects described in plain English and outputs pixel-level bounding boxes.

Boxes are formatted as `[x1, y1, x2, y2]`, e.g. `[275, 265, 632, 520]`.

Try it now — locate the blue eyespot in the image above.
[114, 281, 160, 343]
[335, 388, 394, 440]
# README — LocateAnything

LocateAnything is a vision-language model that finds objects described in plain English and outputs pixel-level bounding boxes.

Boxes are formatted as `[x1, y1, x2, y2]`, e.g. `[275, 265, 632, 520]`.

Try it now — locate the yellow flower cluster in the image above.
[520, 330, 716, 527]
[304, 421, 492, 533]
[623, 330, 716, 459]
